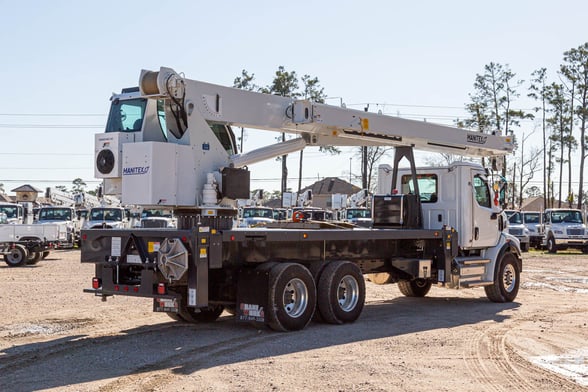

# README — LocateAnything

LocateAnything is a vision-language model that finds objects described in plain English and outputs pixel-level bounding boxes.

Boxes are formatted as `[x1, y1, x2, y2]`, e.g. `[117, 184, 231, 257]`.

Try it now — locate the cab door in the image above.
[469, 169, 501, 248]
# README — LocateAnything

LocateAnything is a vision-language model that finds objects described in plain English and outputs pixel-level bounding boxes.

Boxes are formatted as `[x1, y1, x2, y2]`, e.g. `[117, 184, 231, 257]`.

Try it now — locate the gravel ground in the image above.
[0, 249, 587, 391]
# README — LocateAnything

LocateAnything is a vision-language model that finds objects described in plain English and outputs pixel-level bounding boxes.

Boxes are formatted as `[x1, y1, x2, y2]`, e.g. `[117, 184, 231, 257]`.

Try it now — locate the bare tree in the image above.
[355, 146, 393, 193]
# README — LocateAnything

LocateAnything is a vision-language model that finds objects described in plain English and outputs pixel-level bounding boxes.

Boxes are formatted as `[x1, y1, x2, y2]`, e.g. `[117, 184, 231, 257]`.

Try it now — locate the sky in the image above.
[1, 0, 587, 198]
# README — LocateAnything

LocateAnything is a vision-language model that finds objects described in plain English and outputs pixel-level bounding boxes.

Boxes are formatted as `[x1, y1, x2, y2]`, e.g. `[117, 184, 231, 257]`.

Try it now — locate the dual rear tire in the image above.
[264, 261, 366, 331]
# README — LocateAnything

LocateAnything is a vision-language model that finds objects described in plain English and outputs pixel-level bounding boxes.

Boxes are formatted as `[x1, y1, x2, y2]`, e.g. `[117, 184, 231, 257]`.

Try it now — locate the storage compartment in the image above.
[372, 194, 420, 228]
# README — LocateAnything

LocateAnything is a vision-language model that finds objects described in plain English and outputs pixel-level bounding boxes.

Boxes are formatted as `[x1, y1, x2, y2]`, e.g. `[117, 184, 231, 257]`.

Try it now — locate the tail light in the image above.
[92, 277, 101, 289]
[157, 283, 166, 295]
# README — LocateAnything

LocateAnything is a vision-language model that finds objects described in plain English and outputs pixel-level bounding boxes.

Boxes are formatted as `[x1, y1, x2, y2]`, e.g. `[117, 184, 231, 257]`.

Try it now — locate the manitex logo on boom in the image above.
[467, 134, 487, 144]
[123, 166, 150, 175]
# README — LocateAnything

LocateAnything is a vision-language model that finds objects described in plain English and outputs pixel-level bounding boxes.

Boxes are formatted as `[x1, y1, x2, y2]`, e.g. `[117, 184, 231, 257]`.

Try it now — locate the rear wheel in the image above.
[5, 245, 27, 267]
[42, 251, 50, 259]
[266, 263, 316, 332]
[485, 252, 520, 303]
[317, 261, 365, 325]
[397, 279, 432, 297]
[26, 252, 42, 265]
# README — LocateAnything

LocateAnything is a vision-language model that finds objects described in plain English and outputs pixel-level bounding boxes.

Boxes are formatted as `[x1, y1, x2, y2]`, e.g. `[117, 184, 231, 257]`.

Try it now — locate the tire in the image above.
[521, 242, 529, 252]
[179, 303, 224, 323]
[42, 251, 50, 259]
[484, 252, 520, 303]
[26, 252, 42, 265]
[5, 245, 28, 267]
[546, 236, 557, 254]
[266, 263, 316, 332]
[397, 279, 432, 297]
[366, 272, 394, 285]
[175, 288, 224, 323]
[317, 261, 365, 325]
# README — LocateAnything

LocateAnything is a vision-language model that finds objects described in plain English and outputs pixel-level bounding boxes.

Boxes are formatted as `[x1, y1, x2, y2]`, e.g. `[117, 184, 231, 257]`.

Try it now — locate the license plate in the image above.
[154, 297, 179, 313]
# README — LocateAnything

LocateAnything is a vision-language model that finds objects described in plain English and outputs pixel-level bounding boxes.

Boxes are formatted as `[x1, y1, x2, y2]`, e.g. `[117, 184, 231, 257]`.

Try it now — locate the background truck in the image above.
[82, 206, 130, 230]
[35, 206, 80, 248]
[0, 223, 64, 266]
[81, 66, 520, 332]
[0, 202, 26, 224]
[541, 208, 588, 253]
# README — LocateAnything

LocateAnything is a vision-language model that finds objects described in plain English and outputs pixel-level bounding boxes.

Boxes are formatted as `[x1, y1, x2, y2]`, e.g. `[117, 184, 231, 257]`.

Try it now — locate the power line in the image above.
[0, 124, 103, 128]
[0, 113, 105, 117]
[0, 152, 92, 156]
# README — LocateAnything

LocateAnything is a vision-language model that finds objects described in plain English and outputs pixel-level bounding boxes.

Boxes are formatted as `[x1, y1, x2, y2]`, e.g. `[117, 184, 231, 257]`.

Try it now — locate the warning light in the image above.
[181, 236, 188, 242]
[114, 285, 120, 291]
[82, 233, 87, 241]
[133, 286, 139, 292]
[361, 118, 369, 130]
[230, 235, 236, 241]
[392, 189, 399, 194]
[92, 277, 101, 289]
[303, 233, 308, 239]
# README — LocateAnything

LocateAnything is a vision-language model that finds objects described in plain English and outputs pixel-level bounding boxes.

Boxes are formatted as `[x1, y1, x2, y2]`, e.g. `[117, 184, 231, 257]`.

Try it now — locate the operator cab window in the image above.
[106, 98, 147, 133]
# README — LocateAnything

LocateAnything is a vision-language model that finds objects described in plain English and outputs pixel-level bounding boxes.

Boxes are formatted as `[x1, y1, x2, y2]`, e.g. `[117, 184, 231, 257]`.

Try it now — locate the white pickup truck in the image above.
[0, 223, 66, 267]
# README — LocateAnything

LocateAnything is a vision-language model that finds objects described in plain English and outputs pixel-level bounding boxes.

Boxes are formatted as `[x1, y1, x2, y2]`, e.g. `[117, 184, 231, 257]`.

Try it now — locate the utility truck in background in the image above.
[541, 208, 588, 253]
[81, 67, 520, 332]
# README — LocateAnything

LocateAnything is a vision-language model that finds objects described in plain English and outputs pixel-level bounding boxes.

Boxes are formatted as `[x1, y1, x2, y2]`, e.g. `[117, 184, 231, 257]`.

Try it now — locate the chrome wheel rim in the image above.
[282, 278, 308, 318]
[338, 275, 359, 312]
[502, 264, 516, 293]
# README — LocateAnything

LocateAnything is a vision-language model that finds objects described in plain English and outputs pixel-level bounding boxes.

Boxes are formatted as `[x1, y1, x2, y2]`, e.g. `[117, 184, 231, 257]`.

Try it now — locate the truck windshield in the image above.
[550, 210, 583, 224]
[523, 213, 540, 224]
[508, 212, 523, 224]
[0, 205, 18, 218]
[346, 209, 371, 219]
[39, 208, 72, 221]
[90, 208, 122, 221]
[141, 209, 173, 218]
[105, 98, 147, 133]
[243, 208, 274, 219]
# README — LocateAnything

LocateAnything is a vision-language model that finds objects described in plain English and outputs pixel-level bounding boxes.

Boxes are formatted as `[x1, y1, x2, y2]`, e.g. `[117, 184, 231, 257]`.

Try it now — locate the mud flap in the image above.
[236, 268, 269, 324]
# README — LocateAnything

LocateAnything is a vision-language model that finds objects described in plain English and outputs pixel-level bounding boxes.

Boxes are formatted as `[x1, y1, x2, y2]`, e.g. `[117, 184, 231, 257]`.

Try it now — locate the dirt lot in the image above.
[0, 249, 587, 391]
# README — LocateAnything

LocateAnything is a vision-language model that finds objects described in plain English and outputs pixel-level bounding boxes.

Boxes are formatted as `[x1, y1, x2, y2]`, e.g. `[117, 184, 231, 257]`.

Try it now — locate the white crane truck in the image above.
[81, 67, 520, 331]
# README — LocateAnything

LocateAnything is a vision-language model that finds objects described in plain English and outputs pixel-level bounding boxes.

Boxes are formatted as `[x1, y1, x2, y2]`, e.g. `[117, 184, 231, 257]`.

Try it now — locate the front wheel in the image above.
[179, 304, 224, 323]
[546, 236, 557, 254]
[397, 279, 432, 297]
[484, 252, 520, 303]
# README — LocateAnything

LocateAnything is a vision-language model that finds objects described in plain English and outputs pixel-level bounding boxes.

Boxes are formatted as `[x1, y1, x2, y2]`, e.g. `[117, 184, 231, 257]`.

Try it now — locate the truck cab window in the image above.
[106, 98, 147, 133]
[401, 174, 438, 203]
[473, 175, 491, 208]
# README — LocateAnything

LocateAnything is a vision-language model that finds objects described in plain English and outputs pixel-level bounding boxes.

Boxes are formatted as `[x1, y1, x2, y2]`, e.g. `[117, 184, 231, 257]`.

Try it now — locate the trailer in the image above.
[81, 67, 520, 331]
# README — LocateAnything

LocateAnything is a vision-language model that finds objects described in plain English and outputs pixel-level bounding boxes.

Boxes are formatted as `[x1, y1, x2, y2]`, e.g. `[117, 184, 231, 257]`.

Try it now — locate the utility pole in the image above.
[362, 106, 368, 190]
